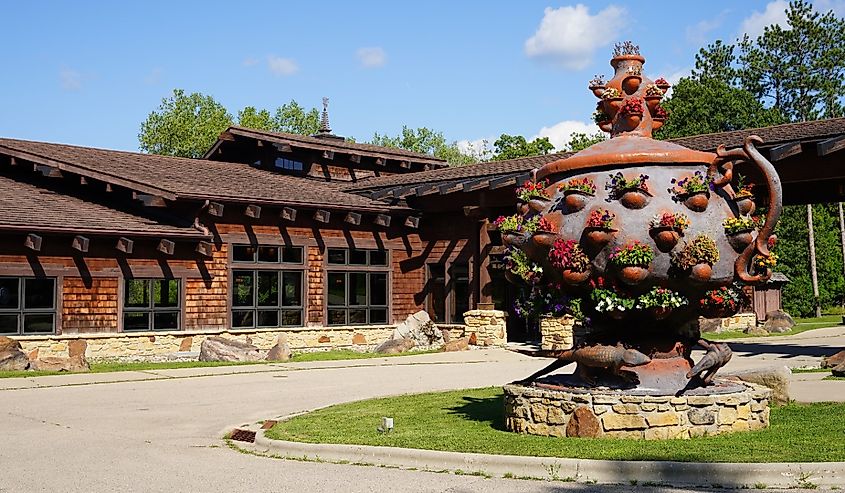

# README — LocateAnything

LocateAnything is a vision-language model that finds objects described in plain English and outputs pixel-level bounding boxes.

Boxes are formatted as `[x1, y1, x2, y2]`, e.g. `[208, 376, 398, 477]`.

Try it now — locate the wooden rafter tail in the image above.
[195, 240, 214, 257]
[414, 184, 440, 196]
[133, 192, 167, 207]
[439, 182, 462, 195]
[323, 150, 335, 160]
[35, 164, 62, 178]
[245, 204, 262, 219]
[404, 216, 420, 229]
[817, 135, 845, 157]
[489, 175, 518, 190]
[399, 160, 410, 169]
[768, 141, 802, 162]
[349, 154, 362, 163]
[374, 157, 387, 166]
[72, 235, 90, 253]
[24, 233, 43, 252]
[116, 237, 134, 254]
[374, 214, 391, 227]
[313, 210, 331, 223]
[463, 178, 490, 192]
[280, 207, 297, 222]
[207, 202, 225, 217]
[370, 188, 395, 200]
[344, 212, 362, 225]
[157, 239, 175, 256]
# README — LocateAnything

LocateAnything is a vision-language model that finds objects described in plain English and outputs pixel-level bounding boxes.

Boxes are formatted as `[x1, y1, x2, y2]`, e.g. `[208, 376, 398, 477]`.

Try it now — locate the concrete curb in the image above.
[238, 429, 843, 489]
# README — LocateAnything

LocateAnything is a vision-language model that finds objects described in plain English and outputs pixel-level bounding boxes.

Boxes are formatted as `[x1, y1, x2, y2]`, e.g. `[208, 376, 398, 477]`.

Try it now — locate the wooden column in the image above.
[478, 218, 493, 306]
[807, 204, 821, 317]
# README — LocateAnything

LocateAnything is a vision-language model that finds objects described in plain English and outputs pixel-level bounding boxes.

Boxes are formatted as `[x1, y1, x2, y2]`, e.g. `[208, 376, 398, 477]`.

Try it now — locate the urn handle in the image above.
[711, 136, 782, 283]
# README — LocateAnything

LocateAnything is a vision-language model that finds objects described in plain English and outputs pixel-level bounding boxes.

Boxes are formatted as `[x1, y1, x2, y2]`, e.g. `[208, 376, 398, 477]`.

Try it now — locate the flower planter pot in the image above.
[690, 262, 713, 282]
[531, 231, 558, 249]
[701, 306, 737, 319]
[603, 97, 624, 112]
[652, 118, 665, 131]
[582, 227, 616, 251]
[590, 85, 606, 98]
[621, 113, 642, 131]
[504, 270, 522, 285]
[622, 75, 641, 95]
[599, 121, 612, 133]
[618, 265, 649, 285]
[528, 197, 551, 213]
[644, 95, 662, 113]
[561, 268, 591, 285]
[650, 226, 680, 252]
[733, 194, 756, 215]
[650, 306, 673, 320]
[619, 188, 650, 209]
[681, 190, 710, 212]
[516, 200, 529, 215]
[563, 190, 593, 212]
[656, 82, 671, 92]
[727, 229, 754, 253]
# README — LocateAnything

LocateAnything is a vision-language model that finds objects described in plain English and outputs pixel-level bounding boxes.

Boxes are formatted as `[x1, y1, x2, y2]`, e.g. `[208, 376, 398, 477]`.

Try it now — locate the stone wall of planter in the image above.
[462, 310, 508, 346]
[539, 315, 575, 350]
[504, 383, 770, 439]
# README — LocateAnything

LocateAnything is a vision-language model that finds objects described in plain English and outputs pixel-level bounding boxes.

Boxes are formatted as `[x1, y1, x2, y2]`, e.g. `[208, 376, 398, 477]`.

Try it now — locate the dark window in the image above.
[326, 248, 387, 267]
[232, 244, 303, 265]
[274, 157, 304, 171]
[451, 264, 470, 324]
[427, 264, 446, 323]
[0, 277, 56, 335]
[231, 270, 303, 328]
[123, 279, 180, 331]
[325, 248, 389, 326]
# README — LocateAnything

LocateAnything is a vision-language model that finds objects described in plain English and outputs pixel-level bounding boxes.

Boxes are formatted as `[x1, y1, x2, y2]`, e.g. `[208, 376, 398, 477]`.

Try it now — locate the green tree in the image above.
[138, 89, 233, 158]
[564, 132, 605, 152]
[272, 100, 321, 135]
[370, 126, 476, 166]
[491, 134, 555, 161]
[237, 106, 276, 132]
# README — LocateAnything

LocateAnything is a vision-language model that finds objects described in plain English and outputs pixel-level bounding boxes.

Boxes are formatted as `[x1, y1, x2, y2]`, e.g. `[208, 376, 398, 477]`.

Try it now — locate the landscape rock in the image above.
[265, 341, 292, 361]
[0, 336, 30, 371]
[832, 364, 845, 377]
[374, 338, 415, 354]
[440, 337, 470, 352]
[566, 405, 601, 438]
[744, 326, 769, 336]
[199, 336, 263, 362]
[440, 328, 451, 343]
[698, 318, 723, 334]
[763, 310, 795, 333]
[67, 339, 87, 358]
[725, 365, 791, 405]
[392, 311, 443, 349]
[822, 350, 845, 369]
[30, 355, 89, 372]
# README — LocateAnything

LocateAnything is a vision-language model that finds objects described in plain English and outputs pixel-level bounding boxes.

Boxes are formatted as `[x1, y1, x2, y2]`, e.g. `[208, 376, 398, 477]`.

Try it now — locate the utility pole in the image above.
[807, 204, 821, 317]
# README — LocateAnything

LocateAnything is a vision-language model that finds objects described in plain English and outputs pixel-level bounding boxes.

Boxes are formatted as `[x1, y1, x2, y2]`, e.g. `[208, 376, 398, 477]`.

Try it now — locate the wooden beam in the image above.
[817, 135, 845, 157]
[273, 142, 293, 153]
[9, 157, 17, 166]
[79, 176, 88, 185]
[218, 130, 236, 142]
[349, 154, 362, 163]
[489, 175, 518, 189]
[393, 185, 418, 198]
[245, 204, 262, 219]
[768, 141, 802, 162]
[370, 188, 395, 200]
[24, 234, 42, 252]
[72, 235, 90, 253]
[313, 210, 331, 223]
[404, 216, 420, 229]
[133, 192, 167, 207]
[439, 182, 462, 195]
[463, 178, 490, 192]
[344, 212, 362, 225]
[323, 150, 335, 160]
[374, 214, 391, 227]
[195, 240, 214, 257]
[463, 206, 482, 217]
[35, 164, 62, 178]
[207, 202, 225, 217]
[374, 157, 387, 166]
[116, 237, 134, 254]
[399, 160, 411, 169]
[157, 239, 175, 256]
[415, 184, 440, 196]
[280, 207, 297, 222]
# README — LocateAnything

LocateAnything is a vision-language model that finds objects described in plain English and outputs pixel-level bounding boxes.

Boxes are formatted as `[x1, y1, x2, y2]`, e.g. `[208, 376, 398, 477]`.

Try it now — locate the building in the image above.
[1, 114, 843, 359]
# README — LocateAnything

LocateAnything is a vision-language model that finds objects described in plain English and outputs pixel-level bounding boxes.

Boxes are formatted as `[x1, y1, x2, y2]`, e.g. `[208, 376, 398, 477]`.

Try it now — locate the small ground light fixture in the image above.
[378, 417, 394, 433]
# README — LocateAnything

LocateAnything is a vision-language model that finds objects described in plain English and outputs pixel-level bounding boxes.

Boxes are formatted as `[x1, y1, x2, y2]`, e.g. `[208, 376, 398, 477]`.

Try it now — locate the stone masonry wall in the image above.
[462, 309, 507, 346]
[539, 315, 574, 350]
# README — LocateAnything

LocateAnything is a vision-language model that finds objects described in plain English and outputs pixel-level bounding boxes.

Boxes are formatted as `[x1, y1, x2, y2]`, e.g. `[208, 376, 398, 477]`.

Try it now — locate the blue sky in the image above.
[2, 1, 842, 154]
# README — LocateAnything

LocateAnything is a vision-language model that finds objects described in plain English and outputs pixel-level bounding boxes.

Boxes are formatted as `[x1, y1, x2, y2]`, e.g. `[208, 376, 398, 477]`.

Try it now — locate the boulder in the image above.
[30, 355, 89, 372]
[440, 328, 452, 344]
[822, 350, 845, 369]
[763, 310, 795, 333]
[440, 337, 470, 352]
[744, 326, 769, 336]
[698, 318, 723, 334]
[566, 405, 602, 438]
[832, 364, 845, 378]
[375, 338, 415, 354]
[0, 336, 30, 371]
[392, 311, 443, 349]
[67, 339, 88, 358]
[199, 336, 263, 362]
[265, 341, 292, 362]
[725, 365, 791, 405]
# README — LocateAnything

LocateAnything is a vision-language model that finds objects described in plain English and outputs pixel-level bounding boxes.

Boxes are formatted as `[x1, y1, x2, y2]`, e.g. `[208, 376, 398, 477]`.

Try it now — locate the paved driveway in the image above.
[1, 328, 842, 493]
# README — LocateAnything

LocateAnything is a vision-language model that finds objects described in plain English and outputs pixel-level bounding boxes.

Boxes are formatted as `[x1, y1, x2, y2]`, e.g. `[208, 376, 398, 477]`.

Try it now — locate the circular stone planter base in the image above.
[503, 381, 770, 440]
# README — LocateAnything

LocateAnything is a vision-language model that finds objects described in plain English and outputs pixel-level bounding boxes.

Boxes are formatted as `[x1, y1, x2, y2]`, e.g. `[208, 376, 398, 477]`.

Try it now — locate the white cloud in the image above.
[59, 68, 82, 91]
[533, 120, 597, 150]
[524, 4, 626, 70]
[356, 47, 387, 68]
[685, 15, 724, 45]
[739, 0, 789, 39]
[815, 0, 845, 16]
[456, 137, 493, 161]
[242, 56, 259, 67]
[267, 56, 299, 76]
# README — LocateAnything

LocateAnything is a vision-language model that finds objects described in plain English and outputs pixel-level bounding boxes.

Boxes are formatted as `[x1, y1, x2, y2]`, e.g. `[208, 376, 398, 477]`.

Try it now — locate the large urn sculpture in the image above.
[502, 42, 781, 439]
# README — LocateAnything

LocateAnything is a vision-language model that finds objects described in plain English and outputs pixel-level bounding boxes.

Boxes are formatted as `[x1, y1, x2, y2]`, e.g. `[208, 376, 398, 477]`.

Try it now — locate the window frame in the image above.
[121, 278, 182, 332]
[0, 276, 57, 336]
[324, 248, 390, 326]
[425, 261, 470, 325]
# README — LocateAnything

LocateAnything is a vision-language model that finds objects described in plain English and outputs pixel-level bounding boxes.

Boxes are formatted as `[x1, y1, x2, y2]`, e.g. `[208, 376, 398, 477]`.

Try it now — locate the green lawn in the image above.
[266, 387, 845, 463]
[706, 314, 842, 341]
[0, 349, 437, 379]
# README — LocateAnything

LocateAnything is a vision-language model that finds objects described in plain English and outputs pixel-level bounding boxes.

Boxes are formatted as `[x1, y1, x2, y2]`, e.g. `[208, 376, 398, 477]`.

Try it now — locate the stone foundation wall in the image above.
[504, 383, 770, 440]
[539, 315, 574, 350]
[700, 312, 757, 333]
[462, 310, 507, 346]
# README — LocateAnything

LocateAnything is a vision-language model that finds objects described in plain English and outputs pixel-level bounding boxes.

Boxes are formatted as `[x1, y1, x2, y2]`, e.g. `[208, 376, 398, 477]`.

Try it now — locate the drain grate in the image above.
[229, 428, 256, 443]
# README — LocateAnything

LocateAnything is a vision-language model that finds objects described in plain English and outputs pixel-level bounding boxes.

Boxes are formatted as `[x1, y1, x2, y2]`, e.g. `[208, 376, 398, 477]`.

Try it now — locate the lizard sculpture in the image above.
[686, 339, 732, 385]
[516, 343, 651, 385]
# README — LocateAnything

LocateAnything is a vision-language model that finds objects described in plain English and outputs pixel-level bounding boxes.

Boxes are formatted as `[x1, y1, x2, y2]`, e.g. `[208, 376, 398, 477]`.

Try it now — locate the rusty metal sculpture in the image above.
[504, 43, 782, 395]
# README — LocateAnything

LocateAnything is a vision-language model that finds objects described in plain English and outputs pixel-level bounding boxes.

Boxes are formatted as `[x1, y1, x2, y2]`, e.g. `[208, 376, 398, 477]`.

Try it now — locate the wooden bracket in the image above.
[72, 235, 90, 253]
[24, 234, 42, 252]
[404, 216, 420, 229]
[374, 214, 391, 227]
[768, 141, 802, 161]
[344, 212, 362, 225]
[245, 204, 262, 219]
[195, 240, 214, 257]
[157, 239, 175, 255]
[207, 202, 225, 217]
[116, 237, 134, 254]
[313, 210, 331, 223]
[280, 207, 297, 222]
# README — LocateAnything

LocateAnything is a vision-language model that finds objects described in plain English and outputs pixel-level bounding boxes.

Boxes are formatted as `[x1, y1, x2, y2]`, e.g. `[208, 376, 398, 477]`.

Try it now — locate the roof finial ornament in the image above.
[319, 96, 332, 135]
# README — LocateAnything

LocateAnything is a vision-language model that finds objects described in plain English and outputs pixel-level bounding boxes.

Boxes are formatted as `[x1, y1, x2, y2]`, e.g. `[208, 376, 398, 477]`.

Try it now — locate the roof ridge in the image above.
[668, 117, 845, 143]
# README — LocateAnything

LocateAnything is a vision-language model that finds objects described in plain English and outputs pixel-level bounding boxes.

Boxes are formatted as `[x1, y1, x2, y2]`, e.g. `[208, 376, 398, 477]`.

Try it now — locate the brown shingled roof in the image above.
[669, 117, 845, 152]
[0, 138, 395, 212]
[210, 126, 448, 167]
[0, 175, 204, 238]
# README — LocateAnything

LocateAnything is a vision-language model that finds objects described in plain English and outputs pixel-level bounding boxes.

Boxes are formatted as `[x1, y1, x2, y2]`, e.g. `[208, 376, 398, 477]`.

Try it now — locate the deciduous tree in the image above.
[139, 89, 233, 158]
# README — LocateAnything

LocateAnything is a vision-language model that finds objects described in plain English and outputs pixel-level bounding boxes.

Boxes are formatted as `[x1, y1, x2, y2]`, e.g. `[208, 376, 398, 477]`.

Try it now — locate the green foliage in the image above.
[272, 100, 321, 135]
[608, 241, 654, 267]
[370, 126, 476, 166]
[236, 106, 276, 132]
[491, 134, 554, 161]
[564, 132, 605, 152]
[672, 234, 720, 269]
[138, 89, 233, 158]
[634, 287, 688, 309]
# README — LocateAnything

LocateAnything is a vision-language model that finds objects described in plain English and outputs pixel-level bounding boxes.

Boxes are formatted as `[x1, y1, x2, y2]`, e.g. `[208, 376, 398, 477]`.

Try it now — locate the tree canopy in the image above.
[490, 134, 555, 161]
[370, 126, 477, 166]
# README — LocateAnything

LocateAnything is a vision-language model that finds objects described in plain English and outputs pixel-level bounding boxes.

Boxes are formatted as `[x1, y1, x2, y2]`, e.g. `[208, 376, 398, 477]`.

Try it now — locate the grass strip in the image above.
[267, 387, 845, 463]
[706, 316, 841, 341]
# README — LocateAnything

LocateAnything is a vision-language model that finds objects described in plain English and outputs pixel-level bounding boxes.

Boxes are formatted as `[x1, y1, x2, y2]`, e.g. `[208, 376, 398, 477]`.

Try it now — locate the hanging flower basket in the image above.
[724, 216, 756, 252]
[549, 239, 591, 286]
[608, 242, 654, 286]
[583, 209, 617, 250]
[559, 178, 596, 212]
[672, 234, 719, 282]
[648, 212, 690, 251]
[607, 172, 651, 209]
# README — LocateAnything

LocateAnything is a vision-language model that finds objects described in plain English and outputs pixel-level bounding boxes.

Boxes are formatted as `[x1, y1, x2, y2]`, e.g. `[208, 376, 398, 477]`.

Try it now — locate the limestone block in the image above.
[687, 395, 716, 406]
[530, 403, 548, 422]
[644, 412, 680, 427]
[688, 408, 716, 425]
[546, 406, 568, 425]
[644, 425, 685, 440]
[602, 413, 647, 431]
[611, 403, 642, 414]
[736, 404, 752, 420]
[593, 394, 620, 405]
[718, 406, 738, 425]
